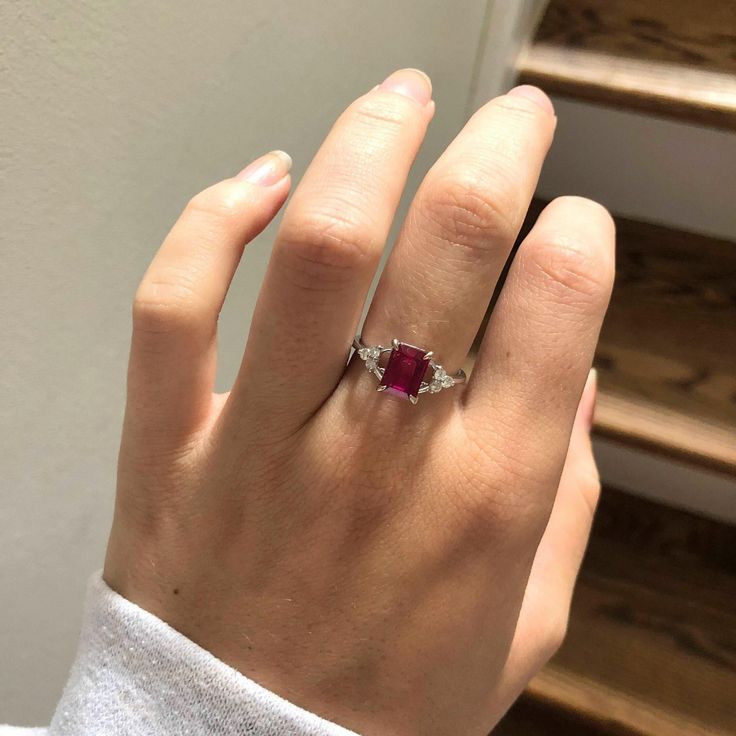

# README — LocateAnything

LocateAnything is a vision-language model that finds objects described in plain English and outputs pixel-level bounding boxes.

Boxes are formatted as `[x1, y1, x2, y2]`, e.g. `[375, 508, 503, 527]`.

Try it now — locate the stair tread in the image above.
[497, 489, 736, 735]
[594, 392, 736, 473]
[517, 0, 736, 129]
[524, 667, 731, 736]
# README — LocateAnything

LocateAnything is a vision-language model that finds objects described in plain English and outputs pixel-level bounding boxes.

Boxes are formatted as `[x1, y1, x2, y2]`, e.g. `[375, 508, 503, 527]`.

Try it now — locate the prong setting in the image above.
[353, 335, 466, 404]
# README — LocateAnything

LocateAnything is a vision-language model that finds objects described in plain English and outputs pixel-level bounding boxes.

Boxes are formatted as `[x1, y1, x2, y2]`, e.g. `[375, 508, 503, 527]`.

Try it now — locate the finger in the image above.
[222, 69, 435, 436]
[359, 85, 556, 378]
[463, 196, 614, 498]
[488, 370, 600, 718]
[524, 368, 599, 614]
[126, 152, 291, 442]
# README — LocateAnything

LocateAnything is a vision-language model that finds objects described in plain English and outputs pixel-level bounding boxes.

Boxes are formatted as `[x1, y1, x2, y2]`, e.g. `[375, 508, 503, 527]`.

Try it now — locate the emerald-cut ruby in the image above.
[380, 342, 429, 400]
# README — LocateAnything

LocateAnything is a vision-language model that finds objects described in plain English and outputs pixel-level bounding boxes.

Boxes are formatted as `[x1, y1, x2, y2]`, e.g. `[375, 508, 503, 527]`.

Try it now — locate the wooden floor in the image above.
[517, 0, 736, 128]
[495, 488, 736, 735]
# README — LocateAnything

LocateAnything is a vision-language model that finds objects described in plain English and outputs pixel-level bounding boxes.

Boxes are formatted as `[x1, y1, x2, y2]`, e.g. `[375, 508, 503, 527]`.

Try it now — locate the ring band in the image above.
[353, 335, 466, 405]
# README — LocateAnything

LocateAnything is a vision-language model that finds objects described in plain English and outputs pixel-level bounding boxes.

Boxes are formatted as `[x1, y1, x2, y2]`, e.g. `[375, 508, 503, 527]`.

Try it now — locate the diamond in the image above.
[359, 346, 381, 362]
[366, 359, 377, 371]
[380, 342, 430, 400]
[441, 375, 454, 388]
[428, 381, 442, 393]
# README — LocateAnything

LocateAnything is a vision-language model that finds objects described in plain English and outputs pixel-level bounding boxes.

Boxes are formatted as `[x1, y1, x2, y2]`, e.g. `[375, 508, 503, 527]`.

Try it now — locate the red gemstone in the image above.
[380, 342, 430, 400]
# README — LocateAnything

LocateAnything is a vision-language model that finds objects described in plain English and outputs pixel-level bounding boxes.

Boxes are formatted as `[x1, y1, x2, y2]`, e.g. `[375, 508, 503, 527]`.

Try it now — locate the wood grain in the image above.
[496, 488, 736, 735]
[517, 0, 736, 129]
[496, 688, 645, 736]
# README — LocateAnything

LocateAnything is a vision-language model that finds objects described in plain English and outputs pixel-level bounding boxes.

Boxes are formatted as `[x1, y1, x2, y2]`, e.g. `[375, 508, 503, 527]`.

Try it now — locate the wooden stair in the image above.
[495, 488, 736, 735]
[517, 0, 736, 129]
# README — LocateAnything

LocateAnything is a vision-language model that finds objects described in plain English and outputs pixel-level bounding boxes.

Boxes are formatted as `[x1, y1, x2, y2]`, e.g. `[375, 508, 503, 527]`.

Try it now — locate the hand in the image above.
[104, 69, 614, 736]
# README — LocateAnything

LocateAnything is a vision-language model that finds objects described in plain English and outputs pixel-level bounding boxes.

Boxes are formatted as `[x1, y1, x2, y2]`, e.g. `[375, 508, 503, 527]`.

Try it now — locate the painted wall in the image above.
[538, 97, 736, 240]
[2, 0, 547, 725]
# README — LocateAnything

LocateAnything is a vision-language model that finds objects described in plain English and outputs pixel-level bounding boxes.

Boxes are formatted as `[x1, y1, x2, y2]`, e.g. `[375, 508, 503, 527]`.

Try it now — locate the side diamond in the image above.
[358, 346, 381, 361]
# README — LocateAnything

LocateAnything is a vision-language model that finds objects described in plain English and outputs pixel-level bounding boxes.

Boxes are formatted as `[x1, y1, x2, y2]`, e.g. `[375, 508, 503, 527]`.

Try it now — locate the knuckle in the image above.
[132, 275, 208, 335]
[492, 93, 550, 121]
[524, 227, 614, 307]
[279, 208, 378, 284]
[420, 172, 519, 253]
[185, 182, 245, 225]
[348, 94, 415, 130]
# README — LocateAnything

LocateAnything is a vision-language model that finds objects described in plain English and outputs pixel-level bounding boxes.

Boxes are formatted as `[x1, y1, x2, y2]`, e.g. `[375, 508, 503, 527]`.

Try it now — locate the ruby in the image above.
[380, 342, 430, 401]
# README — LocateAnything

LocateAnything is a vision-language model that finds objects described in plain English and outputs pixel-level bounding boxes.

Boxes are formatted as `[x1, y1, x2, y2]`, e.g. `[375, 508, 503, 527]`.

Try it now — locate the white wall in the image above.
[1, 0, 549, 725]
[538, 97, 736, 240]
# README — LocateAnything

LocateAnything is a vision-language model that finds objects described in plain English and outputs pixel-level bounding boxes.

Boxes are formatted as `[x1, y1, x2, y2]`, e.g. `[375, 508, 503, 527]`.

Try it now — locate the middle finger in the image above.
[225, 69, 434, 435]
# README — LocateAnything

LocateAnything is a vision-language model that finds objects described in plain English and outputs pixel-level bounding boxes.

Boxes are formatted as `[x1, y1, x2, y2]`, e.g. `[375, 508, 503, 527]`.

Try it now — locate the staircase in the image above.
[517, 0, 736, 129]
[497, 489, 736, 736]
[488, 1, 736, 733]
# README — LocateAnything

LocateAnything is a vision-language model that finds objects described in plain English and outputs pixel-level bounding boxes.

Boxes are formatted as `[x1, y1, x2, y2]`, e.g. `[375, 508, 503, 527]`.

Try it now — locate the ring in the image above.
[353, 335, 467, 405]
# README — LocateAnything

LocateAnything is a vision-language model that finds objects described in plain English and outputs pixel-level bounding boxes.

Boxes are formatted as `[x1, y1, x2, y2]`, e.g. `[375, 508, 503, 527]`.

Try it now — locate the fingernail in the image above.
[235, 150, 292, 185]
[583, 368, 598, 432]
[507, 84, 555, 115]
[379, 68, 432, 105]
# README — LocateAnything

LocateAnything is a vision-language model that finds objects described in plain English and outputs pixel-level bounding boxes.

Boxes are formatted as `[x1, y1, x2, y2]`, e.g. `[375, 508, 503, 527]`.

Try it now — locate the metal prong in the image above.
[376, 385, 388, 392]
[423, 351, 433, 360]
[392, 338, 400, 349]
[408, 394, 419, 405]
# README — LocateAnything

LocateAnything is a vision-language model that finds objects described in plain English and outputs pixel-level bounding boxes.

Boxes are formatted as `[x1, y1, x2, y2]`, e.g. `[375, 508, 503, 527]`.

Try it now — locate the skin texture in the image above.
[104, 70, 615, 736]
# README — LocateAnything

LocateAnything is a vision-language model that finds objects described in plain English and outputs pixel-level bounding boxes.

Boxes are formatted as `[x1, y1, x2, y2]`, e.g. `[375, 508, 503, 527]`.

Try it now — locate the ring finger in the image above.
[358, 85, 556, 383]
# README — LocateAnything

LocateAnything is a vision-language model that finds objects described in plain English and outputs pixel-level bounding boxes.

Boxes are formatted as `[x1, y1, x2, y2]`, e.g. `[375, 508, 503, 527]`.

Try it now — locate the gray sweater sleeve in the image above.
[1, 573, 358, 736]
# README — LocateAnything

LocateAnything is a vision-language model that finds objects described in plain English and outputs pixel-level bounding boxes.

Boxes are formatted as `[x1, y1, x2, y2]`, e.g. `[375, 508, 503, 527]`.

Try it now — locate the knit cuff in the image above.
[48, 572, 358, 736]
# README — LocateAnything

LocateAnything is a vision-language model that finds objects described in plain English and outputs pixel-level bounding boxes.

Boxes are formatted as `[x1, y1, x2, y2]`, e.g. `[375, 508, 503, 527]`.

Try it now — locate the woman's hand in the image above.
[104, 69, 614, 736]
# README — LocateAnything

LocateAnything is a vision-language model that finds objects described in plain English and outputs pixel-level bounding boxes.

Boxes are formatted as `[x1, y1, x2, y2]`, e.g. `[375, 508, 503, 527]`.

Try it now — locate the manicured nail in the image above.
[582, 368, 598, 432]
[379, 68, 432, 105]
[236, 150, 292, 185]
[507, 84, 555, 115]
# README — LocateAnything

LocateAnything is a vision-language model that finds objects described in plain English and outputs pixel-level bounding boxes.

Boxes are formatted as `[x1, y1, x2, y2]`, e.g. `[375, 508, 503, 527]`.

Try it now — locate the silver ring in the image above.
[353, 335, 466, 405]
